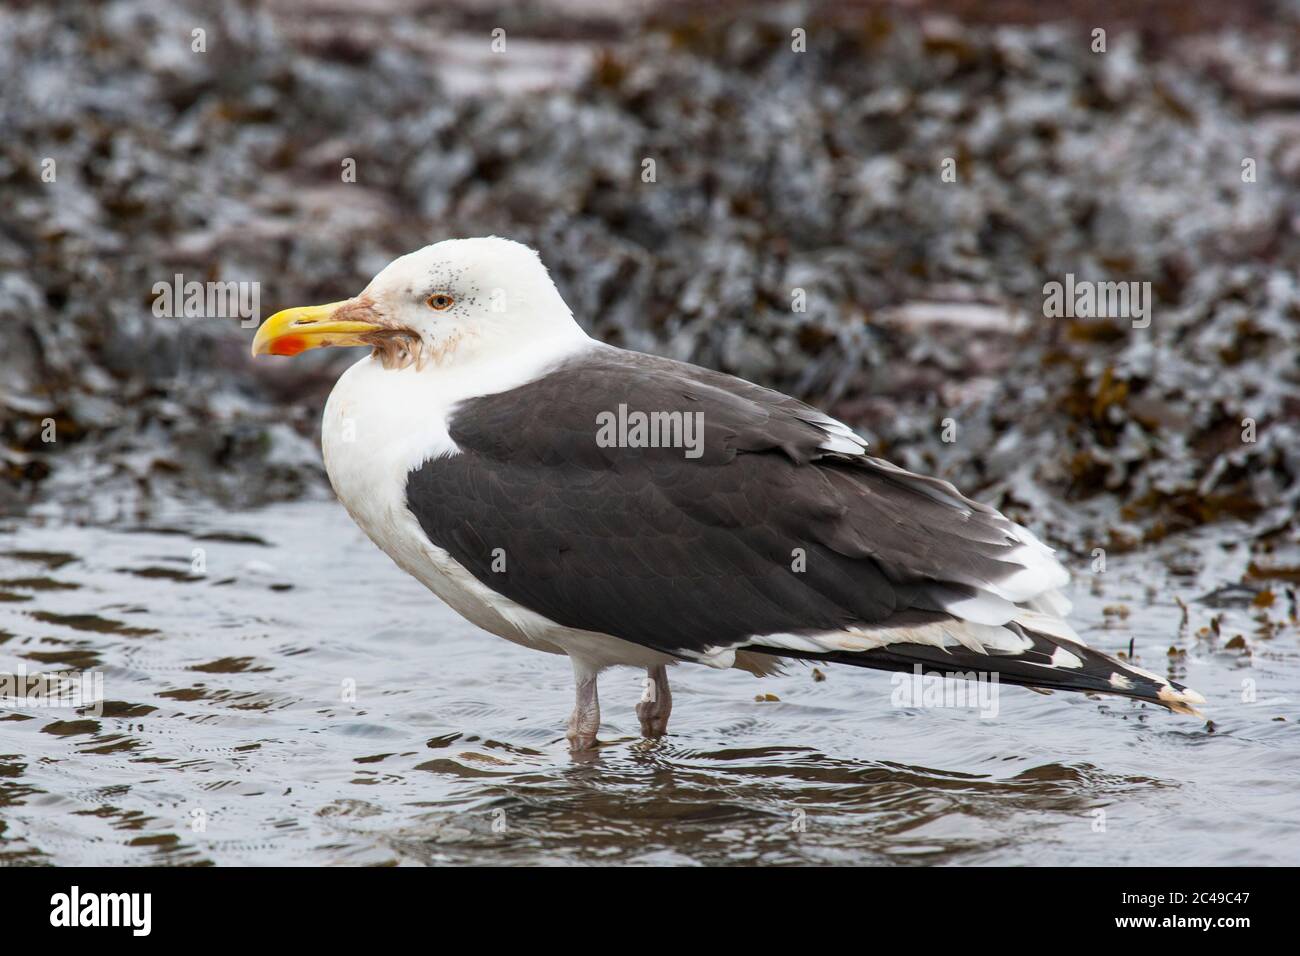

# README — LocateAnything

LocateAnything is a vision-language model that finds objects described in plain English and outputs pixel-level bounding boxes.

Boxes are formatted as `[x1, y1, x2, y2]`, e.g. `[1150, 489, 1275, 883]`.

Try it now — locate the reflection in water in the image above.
[0, 502, 1297, 865]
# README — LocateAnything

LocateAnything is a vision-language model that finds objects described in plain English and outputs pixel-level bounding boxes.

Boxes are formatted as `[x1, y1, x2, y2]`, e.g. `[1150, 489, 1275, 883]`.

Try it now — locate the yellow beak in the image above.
[250, 300, 383, 357]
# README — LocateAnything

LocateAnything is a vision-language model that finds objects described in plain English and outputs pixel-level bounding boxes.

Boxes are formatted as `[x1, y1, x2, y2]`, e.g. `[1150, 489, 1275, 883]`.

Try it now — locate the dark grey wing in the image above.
[407, 346, 1058, 649]
[405, 346, 1202, 712]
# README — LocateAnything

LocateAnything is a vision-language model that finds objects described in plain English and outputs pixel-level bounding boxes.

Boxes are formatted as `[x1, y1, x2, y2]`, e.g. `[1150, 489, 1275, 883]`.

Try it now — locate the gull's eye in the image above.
[426, 293, 455, 311]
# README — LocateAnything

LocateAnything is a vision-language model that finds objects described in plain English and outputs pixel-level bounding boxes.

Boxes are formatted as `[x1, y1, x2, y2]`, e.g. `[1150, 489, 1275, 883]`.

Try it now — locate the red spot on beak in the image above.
[270, 335, 308, 356]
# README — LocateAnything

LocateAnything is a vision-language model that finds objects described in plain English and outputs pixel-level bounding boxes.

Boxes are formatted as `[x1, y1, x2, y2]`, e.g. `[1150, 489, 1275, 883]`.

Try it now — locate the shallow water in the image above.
[1, 500, 1297, 866]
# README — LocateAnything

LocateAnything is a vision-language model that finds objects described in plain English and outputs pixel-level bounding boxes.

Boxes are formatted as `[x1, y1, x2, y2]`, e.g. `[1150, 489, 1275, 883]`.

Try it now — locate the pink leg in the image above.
[566, 660, 601, 751]
[635, 664, 673, 738]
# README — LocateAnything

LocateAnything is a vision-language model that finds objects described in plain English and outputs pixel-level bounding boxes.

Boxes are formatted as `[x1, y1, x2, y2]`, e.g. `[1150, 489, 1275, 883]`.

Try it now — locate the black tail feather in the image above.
[748, 625, 1205, 715]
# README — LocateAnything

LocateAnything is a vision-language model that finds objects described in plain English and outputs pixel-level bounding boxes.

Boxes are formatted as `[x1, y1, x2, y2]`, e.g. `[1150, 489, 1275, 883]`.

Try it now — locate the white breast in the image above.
[320, 343, 676, 673]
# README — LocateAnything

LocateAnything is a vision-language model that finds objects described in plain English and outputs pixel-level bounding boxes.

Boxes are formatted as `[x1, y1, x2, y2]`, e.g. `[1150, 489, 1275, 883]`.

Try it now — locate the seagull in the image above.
[251, 237, 1204, 750]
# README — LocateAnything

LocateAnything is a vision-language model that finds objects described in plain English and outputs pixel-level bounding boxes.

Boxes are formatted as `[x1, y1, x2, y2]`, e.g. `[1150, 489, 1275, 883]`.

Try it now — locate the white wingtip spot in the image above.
[1161, 683, 1206, 706]
[1050, 646, 1083, 669]
[1157, 683, 1206, 716]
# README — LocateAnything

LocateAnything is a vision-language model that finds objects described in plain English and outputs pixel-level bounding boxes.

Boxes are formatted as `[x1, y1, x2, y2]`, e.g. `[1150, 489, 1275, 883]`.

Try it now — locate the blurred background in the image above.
[1, 0, 1299, 866]
[3, 0, 1297, 551]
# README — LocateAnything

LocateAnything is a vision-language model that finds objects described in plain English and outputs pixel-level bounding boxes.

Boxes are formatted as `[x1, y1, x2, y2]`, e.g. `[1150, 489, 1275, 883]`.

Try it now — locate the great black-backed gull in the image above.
[251, 237, 1203, 750]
